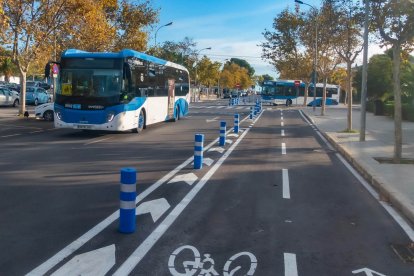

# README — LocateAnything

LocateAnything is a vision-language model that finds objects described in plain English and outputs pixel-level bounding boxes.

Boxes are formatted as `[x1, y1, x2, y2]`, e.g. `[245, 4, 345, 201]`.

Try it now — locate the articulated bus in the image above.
[53, 49, 190, 132]
[261, 80, 340, 106]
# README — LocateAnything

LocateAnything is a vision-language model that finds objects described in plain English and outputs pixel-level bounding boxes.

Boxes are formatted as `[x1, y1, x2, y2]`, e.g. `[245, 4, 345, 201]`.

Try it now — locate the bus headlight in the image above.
[106, 111, 115, 122]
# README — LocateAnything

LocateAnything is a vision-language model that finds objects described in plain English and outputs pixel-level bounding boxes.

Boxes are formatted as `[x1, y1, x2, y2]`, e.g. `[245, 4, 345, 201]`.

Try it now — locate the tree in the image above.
[229, 58, 255, 77]
[1, 0, 71, 116]
[371, 0, 414, 162]
[358, 54, 393, 100]
[0, 47, 18, 82]
[331, 0, 364, 131]
[197, 56, 221, 91]
[220, 63, 253, 90]
[261, 7, 313, 105]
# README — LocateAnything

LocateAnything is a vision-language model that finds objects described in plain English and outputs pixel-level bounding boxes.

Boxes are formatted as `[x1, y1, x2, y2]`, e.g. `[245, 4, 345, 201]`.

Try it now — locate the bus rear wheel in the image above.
[286, 99, 292, 106]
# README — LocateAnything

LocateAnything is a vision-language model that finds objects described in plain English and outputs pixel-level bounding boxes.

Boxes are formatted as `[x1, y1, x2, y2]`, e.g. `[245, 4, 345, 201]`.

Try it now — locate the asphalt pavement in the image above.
[302, 105, 414, 226]
[0, 100, 413, 275]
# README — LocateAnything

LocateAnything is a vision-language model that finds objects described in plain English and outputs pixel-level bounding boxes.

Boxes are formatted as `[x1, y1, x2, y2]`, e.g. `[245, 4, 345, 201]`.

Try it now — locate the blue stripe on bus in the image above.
[62, 49, 168, 66]
[54, 97, 147, 124]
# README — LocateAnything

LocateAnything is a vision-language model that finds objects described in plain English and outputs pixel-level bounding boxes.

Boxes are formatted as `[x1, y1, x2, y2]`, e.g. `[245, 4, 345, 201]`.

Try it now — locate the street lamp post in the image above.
[295, 0, 318, 111]
[154, 22, 173, 48]
[194, 47, 212, 102]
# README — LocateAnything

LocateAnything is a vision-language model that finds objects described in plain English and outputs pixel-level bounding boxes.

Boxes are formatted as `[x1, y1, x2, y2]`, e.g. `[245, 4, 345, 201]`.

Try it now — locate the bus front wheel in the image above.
[133, 110, 145, 133]
[286, 99, 292, 106]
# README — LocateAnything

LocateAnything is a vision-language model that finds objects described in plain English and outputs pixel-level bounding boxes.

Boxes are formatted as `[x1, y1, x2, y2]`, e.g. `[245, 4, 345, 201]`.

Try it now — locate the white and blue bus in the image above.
[53, 49, 190, 132]
[261, 80, 340, 106]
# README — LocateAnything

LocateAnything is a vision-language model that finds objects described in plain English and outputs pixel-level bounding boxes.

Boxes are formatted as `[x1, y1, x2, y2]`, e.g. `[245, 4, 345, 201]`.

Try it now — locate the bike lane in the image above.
[128, 108, 413, 275]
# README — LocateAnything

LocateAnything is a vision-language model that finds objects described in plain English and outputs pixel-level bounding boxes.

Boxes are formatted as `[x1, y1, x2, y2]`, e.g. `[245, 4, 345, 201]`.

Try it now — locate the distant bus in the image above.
[261, 80, 340, 106]
[54, 49, 190, 132]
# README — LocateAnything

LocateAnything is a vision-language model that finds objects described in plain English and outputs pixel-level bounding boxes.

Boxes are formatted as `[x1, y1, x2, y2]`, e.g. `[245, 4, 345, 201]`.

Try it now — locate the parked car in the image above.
[4, 83, 20, 93]
[25, 86, 52, 106]
[26, 81, 51, 91]
[0, 86, 19, 107]
[35, 102, 54, 121]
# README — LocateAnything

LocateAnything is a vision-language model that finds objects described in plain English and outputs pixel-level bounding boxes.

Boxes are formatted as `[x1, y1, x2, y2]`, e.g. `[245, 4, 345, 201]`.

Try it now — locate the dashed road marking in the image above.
[282, 143, 286, 155]
[284, 253, 298, 276]
[282, 169, 290, 199]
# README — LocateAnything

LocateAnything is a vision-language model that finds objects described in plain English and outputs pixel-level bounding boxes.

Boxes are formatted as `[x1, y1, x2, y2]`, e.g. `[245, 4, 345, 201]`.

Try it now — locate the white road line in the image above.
[281, 122, 284, 127]
[281, 116, 284, 120]
[30, 130, 44, 134]
[113, 112, 263, 276]
[282, 143, 286, 155]
[282, 169, 290, 199]
[1, 133, 21, 138]
[284, 253, 298, 276]
[281, 129, 285, 136]
[84, 137, 112, 145]
[336, 153, 414, 241]
[27, 114, 254, 276]
[299, 109, 414, 242]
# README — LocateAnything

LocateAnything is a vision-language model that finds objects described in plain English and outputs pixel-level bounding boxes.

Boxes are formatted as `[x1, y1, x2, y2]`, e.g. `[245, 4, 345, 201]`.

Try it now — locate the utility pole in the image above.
[359, 0, 369, 141]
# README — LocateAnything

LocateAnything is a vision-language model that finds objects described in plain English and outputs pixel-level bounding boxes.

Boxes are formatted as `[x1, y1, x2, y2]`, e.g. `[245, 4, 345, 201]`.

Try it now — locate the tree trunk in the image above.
[18, 70, 27, 116]
[347, 61, 353, 131]
[321, 77, 327, 116]
[392, 44, 402, 163]
[303, 82, 309, 106]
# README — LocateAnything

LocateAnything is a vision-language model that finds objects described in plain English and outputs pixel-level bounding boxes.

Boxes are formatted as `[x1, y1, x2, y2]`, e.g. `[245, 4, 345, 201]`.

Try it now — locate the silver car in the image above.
[0, 86, 19, 107]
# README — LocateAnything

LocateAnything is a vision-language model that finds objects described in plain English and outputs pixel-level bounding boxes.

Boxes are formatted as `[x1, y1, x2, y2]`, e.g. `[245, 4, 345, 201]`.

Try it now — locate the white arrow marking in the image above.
[206, 116, 220, 123]
[136, 198, 170, 223]
[208, 147, 225, 153]
[168, 173, 198, 186]
[51, 244, 115, 276]
[352, 268, 387, 276]
[227, 133, 239, 137]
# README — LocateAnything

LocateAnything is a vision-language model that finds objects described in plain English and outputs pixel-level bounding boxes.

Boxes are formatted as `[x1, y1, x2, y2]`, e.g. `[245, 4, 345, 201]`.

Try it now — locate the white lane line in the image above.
[113, 112, 263, 276]
[281, 116, 284, 120]
[281, 122, 284, 127]
[30, 130, 44, 134]
[282, 169, 290, 199]
[281, 129, 285, 136]
[1, 133, 21, 138]
[336, 153, 414, 241]
[84, 137, 112, 145]
[282, 143, 286, 155]
[299, 109, 414, 242]
[284, 253, 298, 276]
[27, 114, 254, 276]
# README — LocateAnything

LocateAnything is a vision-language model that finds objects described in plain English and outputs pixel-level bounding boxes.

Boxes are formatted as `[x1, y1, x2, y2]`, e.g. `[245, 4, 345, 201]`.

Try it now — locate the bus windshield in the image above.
[262, 85, 277, 96]
[56, 58, 123, 108]
[59, 69, 121, 98]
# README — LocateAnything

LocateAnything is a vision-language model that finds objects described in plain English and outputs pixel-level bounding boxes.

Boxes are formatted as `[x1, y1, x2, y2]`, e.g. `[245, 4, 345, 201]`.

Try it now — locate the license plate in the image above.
[76, 125, 92, 129]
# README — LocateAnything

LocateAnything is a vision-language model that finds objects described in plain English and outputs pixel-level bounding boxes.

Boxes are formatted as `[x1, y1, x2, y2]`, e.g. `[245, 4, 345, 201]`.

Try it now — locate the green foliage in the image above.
[229, 58, 255, 77]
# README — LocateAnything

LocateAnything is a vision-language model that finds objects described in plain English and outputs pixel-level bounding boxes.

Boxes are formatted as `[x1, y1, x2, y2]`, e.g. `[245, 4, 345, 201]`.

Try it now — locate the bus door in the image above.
[167, 79, 175, 120]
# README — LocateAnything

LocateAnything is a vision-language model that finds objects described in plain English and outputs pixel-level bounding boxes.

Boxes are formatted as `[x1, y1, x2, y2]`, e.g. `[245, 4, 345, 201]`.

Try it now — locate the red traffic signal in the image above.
[294, 80, 300, 87]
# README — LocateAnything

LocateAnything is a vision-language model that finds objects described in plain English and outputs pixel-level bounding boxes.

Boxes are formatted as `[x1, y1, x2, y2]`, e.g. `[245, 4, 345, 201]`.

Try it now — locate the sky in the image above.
[152, 0, 386, 78]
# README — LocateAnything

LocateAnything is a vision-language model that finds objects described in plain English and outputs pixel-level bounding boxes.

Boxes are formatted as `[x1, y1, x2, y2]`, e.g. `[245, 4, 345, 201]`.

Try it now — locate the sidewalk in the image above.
[302, 105, 414, 226]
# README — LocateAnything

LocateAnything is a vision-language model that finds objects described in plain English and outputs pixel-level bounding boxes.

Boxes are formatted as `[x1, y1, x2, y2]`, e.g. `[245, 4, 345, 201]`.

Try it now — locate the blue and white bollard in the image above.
[219, 121, 226, 146]
[194, 134, 204, 169]
[234, 114, 239, 133]
[119, 168, 137, 233]
[250, 106, 254, 119]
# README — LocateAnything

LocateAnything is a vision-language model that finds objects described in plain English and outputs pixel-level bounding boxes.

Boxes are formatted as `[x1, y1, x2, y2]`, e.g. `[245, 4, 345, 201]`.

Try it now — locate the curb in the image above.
[301, 110, 414, 226]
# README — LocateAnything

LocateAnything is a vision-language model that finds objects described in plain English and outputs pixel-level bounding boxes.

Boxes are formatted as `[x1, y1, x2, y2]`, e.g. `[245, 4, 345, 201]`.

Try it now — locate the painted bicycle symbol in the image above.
[168, 245, 257, 276]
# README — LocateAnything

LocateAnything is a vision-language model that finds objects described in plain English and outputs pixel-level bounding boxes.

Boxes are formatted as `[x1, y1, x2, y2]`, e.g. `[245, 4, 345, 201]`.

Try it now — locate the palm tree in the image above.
[0, 57, 16, 83]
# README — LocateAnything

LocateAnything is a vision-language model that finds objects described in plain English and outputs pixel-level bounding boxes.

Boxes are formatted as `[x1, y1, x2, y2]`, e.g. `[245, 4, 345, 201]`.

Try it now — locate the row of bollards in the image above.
[118, 113, 242, 234]
[229, 97, 240, 106]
